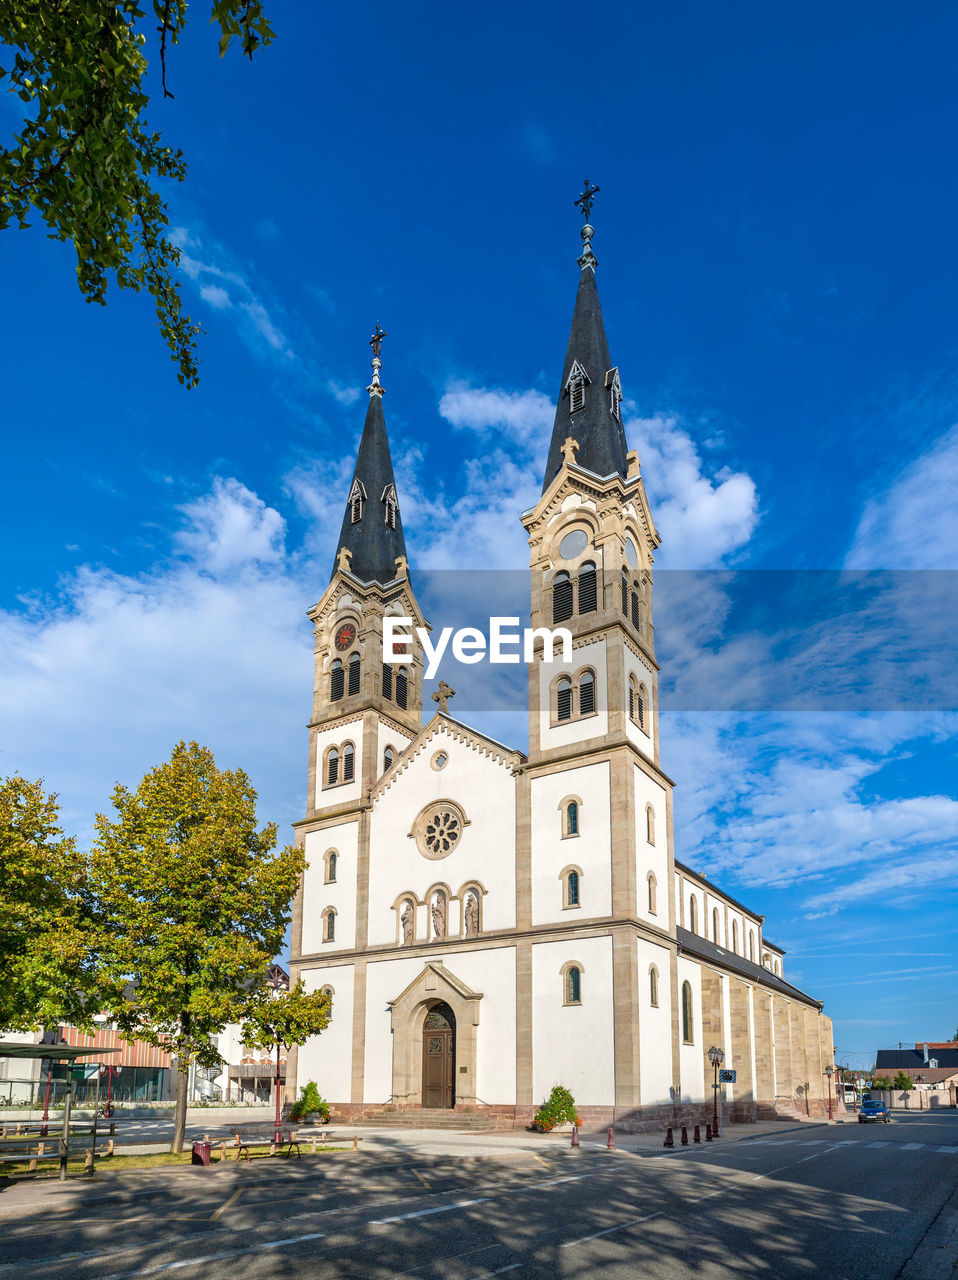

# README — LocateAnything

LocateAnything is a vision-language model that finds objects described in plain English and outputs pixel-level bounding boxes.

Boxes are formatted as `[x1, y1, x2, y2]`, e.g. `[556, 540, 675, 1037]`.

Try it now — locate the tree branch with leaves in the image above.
[0, 1, 275, 386]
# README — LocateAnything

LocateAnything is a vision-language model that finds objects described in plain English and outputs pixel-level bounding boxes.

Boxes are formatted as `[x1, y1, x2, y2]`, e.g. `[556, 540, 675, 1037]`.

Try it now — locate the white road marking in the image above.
[937, 1146, 958, 1154]
[560, 1209, 664, 1248]
[373, 1198, 490, 1225]
[687, 1188, 724, 1203]
[750, 1163, 792, 1181]
[866, 1141, 889, 1148]
[901, 1143, 923, 1150]
[256, 1232, 326, 1248]
[473, 1267, 521, 1278]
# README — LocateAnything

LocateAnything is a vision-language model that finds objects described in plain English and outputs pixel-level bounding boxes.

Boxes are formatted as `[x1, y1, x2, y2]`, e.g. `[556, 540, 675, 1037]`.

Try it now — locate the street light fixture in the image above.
[824, 1065, 834, 1121]
[708, 1045, 724, 1138]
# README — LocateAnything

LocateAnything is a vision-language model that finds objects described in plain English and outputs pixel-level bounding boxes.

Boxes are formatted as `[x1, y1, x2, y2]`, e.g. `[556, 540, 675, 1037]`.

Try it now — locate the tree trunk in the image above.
[171, 1052, 189, 1154]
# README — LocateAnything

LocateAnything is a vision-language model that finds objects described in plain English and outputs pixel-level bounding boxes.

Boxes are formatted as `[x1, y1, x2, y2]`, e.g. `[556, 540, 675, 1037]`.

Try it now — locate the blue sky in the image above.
[2, 1, 958, 1068]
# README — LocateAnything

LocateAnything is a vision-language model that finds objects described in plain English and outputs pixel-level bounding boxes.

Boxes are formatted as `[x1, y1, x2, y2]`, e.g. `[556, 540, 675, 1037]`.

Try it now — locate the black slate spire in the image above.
[331, 333, 408, 584]
[541, 209, 629, 492]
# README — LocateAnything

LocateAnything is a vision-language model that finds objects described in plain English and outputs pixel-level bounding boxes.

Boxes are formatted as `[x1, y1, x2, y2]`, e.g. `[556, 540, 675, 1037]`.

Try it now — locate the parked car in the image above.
[859, 1098, 890, 1124]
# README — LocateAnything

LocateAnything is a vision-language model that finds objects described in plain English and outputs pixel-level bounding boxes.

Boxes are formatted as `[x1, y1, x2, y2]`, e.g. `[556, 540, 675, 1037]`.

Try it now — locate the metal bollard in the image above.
[606, 1127, 616, 1151]
[664, 1127, 674, 1148]
[705, 1123, 713, 1141]
[571, 1125, 580, 1148]
[353, 1133, 358, 1150]
[681, 1125, 689, 1145]
[693, 1124, 701, 1143]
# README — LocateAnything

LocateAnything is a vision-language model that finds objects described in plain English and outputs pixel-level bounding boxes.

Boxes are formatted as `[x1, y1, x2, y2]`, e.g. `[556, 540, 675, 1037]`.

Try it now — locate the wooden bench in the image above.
[228, 1131, 302, 1164]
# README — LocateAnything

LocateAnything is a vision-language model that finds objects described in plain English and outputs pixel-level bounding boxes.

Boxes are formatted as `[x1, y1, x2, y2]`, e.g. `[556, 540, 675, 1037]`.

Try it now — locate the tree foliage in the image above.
[239, 978, 331, 1056]
[0, 775, 94, 1031]
[892, 1070, 914, 1091]
[87, 740, 303, 1149]
[0, 1, 275, 386]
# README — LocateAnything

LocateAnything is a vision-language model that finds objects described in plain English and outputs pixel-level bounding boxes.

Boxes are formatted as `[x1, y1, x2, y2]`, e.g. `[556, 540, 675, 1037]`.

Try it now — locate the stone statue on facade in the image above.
[400, 901, 414, 944]
[431, 893, 446, 940]
[464, 893, 479, 938]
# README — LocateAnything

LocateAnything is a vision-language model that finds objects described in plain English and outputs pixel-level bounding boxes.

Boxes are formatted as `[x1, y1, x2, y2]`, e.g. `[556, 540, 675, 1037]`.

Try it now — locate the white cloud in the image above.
[439, 383, 554, 447]
[846, 424, 958, 569]
[199, 283, 232, 310]
[627, 413, 759, 568]
[327, 379, 361, 407]
[175, 477, 286, 574]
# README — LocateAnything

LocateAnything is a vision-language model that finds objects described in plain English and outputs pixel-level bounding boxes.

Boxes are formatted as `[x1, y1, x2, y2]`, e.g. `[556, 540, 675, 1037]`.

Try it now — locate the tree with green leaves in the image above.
[0, 775, 94, 1031]
[0, 1, 275, 386]
[87, 740, 303, 1153]
[892, 1070, 914, 1091]
[239, 978, 331, 1124]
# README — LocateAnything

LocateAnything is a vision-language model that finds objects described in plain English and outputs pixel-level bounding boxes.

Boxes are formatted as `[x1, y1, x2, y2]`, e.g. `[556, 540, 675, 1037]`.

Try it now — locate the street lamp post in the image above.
[270, 970, 284, 1146]
[708, 1046, 724, 1138]
[825, 1065, 834, 1120]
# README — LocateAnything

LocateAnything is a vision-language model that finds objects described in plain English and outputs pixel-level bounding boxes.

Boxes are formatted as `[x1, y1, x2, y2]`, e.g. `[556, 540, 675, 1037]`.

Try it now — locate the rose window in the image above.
[412, 800, 468, 859]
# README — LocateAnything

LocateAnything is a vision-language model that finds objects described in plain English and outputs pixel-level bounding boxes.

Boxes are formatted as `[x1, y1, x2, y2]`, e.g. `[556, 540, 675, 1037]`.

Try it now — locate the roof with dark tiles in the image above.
[331, 389, 408, 585]
[675, 926, 822, 1009]
[542, 258, 630, 492]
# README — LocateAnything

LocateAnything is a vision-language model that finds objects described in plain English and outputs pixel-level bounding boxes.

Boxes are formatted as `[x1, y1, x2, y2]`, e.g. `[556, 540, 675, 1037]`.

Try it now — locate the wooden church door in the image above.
[422, 1003, 456, 1108]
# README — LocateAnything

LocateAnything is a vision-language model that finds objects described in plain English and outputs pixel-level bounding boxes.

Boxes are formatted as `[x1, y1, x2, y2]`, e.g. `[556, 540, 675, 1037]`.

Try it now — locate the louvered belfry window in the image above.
[327, 748, 339, 785]
[621, 568, 629, 616]
[578, 562, 597, 613]
[553, 572, 573, 623]
[348, 652, 361, 696]
[556, 678, 572, 722]
[578, 670, 595, 716]
[342, 743, 355, 782]
[396, 666, 409, 710]
[569, 378, 585, 414]
[382, 662, 393, 699]
[631, 587, 640, 628]
[330, 659, 344, 701]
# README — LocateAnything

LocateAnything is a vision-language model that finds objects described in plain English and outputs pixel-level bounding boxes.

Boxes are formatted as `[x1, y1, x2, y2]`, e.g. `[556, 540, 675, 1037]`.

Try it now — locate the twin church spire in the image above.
[333, 182, 630, 578]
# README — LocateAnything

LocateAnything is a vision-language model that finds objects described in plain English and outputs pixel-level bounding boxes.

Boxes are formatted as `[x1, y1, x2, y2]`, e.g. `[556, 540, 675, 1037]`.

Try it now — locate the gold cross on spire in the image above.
[432, 681, 456, 713]
[574, 178, 600, 225]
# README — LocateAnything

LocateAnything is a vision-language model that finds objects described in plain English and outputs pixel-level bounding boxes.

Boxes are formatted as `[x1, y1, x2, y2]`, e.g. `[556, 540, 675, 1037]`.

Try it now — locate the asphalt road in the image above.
[1, 1111, 956, 1279]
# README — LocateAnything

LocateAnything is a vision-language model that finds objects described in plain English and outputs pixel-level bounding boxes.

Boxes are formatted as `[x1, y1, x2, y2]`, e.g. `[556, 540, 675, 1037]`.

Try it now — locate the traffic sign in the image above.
[719, 1069, 737, 1083]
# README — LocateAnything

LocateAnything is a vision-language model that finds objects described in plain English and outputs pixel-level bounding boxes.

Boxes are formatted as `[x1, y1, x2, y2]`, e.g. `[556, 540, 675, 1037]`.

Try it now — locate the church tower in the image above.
[519, 188, 679, 1111]
[298, 328, 428, 862]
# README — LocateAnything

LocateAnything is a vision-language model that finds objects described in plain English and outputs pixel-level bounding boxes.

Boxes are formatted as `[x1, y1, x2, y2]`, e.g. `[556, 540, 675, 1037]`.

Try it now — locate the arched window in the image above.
[732, 920, 739, 954]
[748, 932, 755, 962]
[646, 803, 655, 844]
[320, 985, 334, 1019]
[566, 869, 580, 907]
[650, 965, 659, 1007]
[621, 567, 629, 616]
[565, 801, 579, 837]
[577, 561, 597, 614]
[689, 895, 698, 934]
[349, 479, 366, 524]
[342, 742, 355, 782]
[762, 951, 771, 969]
[382, 483, 398, 530]
[567, 364, 587, 415]
[324, 849, 338, 884]
[383, 744, 395, 771]
[565, 966, 582, 1004]
[323, 908, 337, 943]
[553, 571, 573, 624]
[637, 684, 648, 730]
[647, 872, 657, 914]
[578, 669, 595, 716]
[330, 659, 344, 702]
[396, 666, 409, 711]
[556, 677, 573, 722]
[348, 652, 361, 696]
[382, 662, 393, 699]
[682, 981, 693, 1042]
[628, 674, 637, 723]
[326, 747, 339, 786]
[712, 908, 720, 943]
[631, 583, 640, 628]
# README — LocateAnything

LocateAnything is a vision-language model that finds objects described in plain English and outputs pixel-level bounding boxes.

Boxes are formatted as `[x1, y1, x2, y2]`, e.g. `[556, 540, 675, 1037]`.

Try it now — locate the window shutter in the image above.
[631, 589, 640, 628]
[342, 744, 355, 781]
[578, 562, 597, 613]
[348, 653, 360, 696]
[330, 661, 344, 701]
[396, 668, 408, 710]
[556, 681, 572, 721]
[553, 573, 573, 623]
[578, 672, 595, 715]
[621, 570, 628, 616]
[327, 751, 339, 785]
[382, 663, 393, 699]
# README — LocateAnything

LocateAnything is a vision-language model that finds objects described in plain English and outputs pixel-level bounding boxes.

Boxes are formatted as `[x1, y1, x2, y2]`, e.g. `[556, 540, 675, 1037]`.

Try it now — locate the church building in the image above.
[288, 204, 835, 1128]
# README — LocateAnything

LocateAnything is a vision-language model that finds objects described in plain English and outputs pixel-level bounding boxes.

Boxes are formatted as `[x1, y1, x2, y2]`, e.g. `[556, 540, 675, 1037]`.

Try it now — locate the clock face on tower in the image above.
[334, 622, 357, 652]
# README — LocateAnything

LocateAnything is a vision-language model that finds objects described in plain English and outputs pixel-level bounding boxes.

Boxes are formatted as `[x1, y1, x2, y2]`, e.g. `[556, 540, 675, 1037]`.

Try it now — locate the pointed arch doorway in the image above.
[422, 1002, 456, 1108]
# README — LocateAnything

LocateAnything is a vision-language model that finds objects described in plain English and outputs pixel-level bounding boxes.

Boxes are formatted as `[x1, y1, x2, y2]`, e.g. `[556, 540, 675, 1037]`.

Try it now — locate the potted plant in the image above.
[289, 1081, 331, 1124]
[532, 1085, 581, 1133]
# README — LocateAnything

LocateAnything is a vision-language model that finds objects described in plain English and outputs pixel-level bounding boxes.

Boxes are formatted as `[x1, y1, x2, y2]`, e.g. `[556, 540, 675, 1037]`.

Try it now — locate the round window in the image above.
[412, 801, 468, 859]
[431, 750, 449, 771]
[625, 537, 638, 569]
[558, 529, 589, 560]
